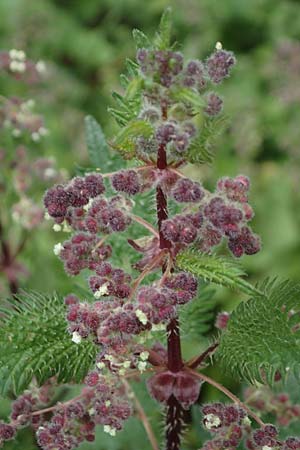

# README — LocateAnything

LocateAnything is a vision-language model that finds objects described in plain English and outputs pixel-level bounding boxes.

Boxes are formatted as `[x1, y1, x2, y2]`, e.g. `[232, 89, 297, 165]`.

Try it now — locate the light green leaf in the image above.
[84, 115, 122, 170]
[176, 250, 261, 296]
[0, 291, 97, 395]
[132, 28, 151, 49]
[154, 7, 172, 50]
[217, 280, 300, 385]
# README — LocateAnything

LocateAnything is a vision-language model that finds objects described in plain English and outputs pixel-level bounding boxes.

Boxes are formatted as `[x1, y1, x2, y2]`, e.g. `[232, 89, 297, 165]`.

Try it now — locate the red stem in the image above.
[156, 129, 184, 449]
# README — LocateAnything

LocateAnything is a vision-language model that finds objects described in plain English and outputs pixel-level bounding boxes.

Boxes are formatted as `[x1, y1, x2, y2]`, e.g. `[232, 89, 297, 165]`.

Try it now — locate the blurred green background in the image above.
[1, 0, 300, 448]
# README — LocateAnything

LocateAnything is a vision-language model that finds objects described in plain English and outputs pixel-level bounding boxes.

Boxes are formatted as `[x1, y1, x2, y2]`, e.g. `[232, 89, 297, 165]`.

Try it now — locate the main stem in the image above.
[156, 137, 184, 450]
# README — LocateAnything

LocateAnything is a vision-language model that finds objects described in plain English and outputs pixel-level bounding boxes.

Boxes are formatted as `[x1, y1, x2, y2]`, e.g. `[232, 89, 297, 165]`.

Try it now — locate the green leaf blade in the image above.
[0, 292, 97, 395]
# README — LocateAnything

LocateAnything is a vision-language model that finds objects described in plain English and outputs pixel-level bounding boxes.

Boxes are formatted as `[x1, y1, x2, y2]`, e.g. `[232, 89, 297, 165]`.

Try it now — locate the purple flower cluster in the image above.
[88, 262, 131, 299]
[206, 49, 236, 84]
[44, 174, 105, 222]
[137, 49, 183, 87]
[201, 403, 246, 449]
[160, 174, 260, 258]
[59, 233, 112, 276]
[111, 169, 141, 195]
[35, 377, 131, 450]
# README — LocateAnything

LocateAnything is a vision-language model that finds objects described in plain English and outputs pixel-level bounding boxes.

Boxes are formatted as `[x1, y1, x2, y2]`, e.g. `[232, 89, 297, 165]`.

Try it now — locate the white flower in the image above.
[204, 413, 221, 430]
[96, 362, 105, 370]
[36, 60, 46, 73]
[38, 127, 49, 136]
[12, 128, 21, 137]
[71, 332, 82, 344]
[53, 224, 61, 232]
[215, 41, 223, 50]
[94, 283, 109, 298]
[262, 447, 273, 450]
[123, 360, 131, 368]
[135, 309, 148, 325]
[31, 132, 40, 142]
[140, 351, 149, 361]
[105, 400, 111, 407]
[103, 425, 116, 436]
[137, 361, 147, 373]
[53, 242, 64, 255]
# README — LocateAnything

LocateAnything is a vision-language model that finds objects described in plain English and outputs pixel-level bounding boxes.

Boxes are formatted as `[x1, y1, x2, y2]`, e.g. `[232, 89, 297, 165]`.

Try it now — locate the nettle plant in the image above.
[1, 10, 300, 450]
[0, 49, 63, 295]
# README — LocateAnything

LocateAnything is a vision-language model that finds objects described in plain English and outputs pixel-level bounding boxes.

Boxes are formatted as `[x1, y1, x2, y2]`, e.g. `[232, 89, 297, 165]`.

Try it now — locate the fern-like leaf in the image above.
[0, 291, 97, 395]
[154, 7, 172, 50]
[217, 280, 300, 384]
[176, 250, 261, 296]
[84, 115, 122, 171]
[187, 115, 229, 164]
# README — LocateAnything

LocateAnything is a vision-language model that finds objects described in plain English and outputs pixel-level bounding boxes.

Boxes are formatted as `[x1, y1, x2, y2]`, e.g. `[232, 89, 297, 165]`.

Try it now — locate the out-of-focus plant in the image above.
[0, 49, 64, 295]
[1, 11, 300, 450]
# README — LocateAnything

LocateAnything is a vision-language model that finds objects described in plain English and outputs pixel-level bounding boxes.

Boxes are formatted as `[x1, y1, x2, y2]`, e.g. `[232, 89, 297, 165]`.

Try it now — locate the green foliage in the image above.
[85, 115, 122, 171]
[154, 7, 172, 50]
[0, 292, 97, 396]
[132, 28, 152, 50]
[187, 115, 229, 164]
[113, 119, 154, 158]
[217, 280, 300, 384]
[171, 87, 205, 113]
[180, 285, 218, 338]
[176, 250, 261, 296]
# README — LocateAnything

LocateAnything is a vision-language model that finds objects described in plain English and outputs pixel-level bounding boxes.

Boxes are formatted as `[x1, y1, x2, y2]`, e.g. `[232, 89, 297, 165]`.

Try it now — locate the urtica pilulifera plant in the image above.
[1, 9, 300, 450]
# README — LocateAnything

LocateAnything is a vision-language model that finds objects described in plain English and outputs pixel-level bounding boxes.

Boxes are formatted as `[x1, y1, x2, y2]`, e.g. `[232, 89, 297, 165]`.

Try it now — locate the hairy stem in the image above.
[156, 137, 184, 450]
[187, 342, 219, 369]
[187, 368, 265, 428]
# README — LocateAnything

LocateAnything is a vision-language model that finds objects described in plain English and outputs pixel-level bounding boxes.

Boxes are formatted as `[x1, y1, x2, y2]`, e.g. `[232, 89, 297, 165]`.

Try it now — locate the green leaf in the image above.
[154, 7, 172, 50]
[132, 28, 151, 49]
[217, 280, 300, 384]
[176, 250, 261, 296]
[84, 115, 122, 170]
[171, 87, 205, 112]
[180, 285, 217, 338]
[0, 291, 97, 395]
[113, 120, 154, 158]
[187, 115, 229, 164]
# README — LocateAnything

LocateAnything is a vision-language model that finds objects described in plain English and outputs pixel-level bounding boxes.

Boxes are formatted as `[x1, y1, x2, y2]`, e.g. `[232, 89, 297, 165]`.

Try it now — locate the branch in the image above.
[130, 214, 159, 238]
[187, 368, 265, 428]
[123, 379, 160, 450]
[187, 342, 219, 369]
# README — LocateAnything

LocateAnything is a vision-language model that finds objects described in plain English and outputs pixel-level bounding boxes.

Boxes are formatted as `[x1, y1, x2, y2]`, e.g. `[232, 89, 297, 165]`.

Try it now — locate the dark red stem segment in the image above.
[165, 395, 184, 450]
[0, 220, 18, 295]
[156, 138, 184, 450]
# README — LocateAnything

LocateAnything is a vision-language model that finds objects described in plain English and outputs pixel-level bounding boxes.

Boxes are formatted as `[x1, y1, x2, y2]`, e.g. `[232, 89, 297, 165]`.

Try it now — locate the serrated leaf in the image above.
[113, 120, 153, 158]
[187, 115, 229, 164]
[171, 87, 205, 112]
[154, 7, 172, 50]
[176, 251, 261, 296]
[217, 280, 300, 385]
[84, 115, 123, 171]
[132, 28, 151, 49]
[0, 291, 97, 395]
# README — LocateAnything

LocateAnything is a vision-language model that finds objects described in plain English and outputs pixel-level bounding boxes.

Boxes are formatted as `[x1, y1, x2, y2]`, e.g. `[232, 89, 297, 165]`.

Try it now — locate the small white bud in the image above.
[96, 362, 105, 370]
[262, 446, 273, 450]
[12, 128, 21, 137]
[118, 368, 126, 376]
[140, 351, 149, 361]
[71, 331, 82, 344]
[31, 132, 40, 142]
[53, 224, 61, 232]
[137, 361, 147, 373]
[44, 212, 51, 220]
[105, 400, 111, 407]
[38, 126, 49, 136]
[9, 49, 18, 59]
[94, 283, 109, 298]
[16, 50, 26, 60]
[215, 41, 223, 50]
[53, 242, 64, 255]
[135, 309, 148, 325]
[204, 413, 221, 430]
[123, 360, 131, 369]
[103, 425, 116, 436]
[36, 60, 46, 73]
